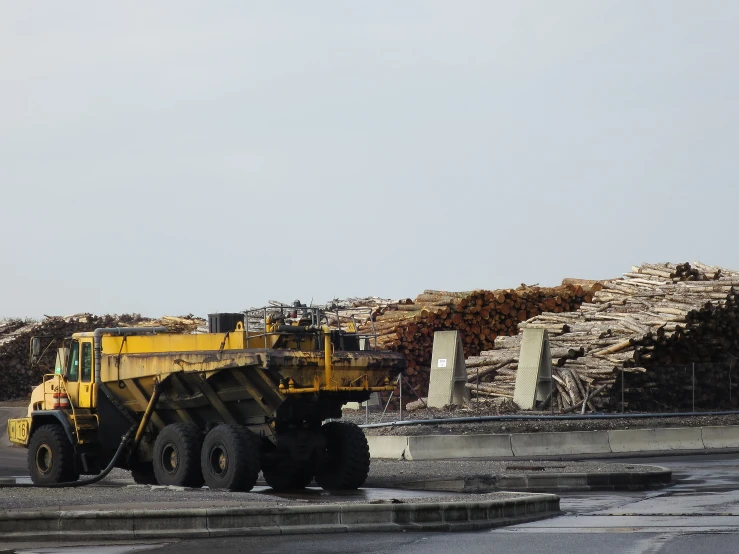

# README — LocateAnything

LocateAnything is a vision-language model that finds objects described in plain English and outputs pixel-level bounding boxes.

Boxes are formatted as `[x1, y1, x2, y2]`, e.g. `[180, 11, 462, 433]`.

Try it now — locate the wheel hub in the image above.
[162, 443, 179, 474]
[35, 444, 53, 475]
[209, 445, 228, 477]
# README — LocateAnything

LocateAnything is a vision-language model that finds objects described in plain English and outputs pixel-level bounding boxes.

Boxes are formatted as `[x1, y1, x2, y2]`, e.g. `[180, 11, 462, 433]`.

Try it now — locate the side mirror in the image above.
[31, 337, 41, 364]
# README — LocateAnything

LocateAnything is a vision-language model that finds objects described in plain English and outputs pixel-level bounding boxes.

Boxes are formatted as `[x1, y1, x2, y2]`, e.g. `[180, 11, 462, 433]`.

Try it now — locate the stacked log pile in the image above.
[243, 297, 413, 334]
[359, 284, 594, 396]
[474, 262, 739, 412]
[0, 313, 205, 401]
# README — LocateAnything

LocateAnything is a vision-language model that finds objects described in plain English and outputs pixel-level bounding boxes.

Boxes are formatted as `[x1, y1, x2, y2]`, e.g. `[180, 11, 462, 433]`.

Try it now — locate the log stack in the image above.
[0, 313, 205, 401]
[474, 262, 739, 412]
[359, 284, 594, 397]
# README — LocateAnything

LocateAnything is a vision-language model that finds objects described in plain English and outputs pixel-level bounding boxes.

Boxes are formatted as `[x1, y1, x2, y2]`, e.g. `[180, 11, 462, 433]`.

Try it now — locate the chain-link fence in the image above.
[347, 357, 739, 425]
[610, 358, 739, 413]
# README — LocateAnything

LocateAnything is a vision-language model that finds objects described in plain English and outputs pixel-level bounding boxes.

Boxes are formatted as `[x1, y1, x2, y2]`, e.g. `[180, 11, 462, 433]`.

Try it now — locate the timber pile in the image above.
[473, 262, 739, 412]
[0, 313, 205, 401]
[359, 284, 594, 397]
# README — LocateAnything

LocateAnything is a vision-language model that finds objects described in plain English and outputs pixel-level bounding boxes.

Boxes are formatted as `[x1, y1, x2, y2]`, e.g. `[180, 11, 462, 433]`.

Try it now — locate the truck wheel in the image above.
[314, 422, 370, 490]
[27, 424, 79, 485]
[153, 423, 204, 487]
[201, 425, 261, 491]
[262, 461, 314, 491]
[131, 462, 158, 485]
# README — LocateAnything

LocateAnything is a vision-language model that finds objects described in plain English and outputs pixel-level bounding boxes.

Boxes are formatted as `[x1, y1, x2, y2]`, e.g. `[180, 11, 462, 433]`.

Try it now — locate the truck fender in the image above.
[30, 410, 77, 446]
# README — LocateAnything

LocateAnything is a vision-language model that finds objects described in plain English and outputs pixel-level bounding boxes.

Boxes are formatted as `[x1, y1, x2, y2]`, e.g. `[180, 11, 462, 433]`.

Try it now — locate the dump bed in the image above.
[92, 328, 403, 434]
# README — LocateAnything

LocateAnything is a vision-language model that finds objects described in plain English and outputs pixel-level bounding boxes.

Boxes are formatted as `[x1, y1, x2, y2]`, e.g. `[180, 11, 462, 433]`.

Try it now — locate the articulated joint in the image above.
[128, 378, 163, 464]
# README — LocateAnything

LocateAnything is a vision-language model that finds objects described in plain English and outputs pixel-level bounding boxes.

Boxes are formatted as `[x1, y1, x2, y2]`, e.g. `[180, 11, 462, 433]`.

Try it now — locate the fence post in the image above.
[621, 368, 625, 414]
[692, 362, 695, 413]
[399, 375, 402, 421]
[730, 358, 735, 405]
[551, 369, 555, 415]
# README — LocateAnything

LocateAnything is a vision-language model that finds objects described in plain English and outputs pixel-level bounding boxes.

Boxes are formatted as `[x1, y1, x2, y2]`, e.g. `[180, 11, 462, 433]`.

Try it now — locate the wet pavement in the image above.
[3, 452, 739, 552]
[0, 446, 26, 478]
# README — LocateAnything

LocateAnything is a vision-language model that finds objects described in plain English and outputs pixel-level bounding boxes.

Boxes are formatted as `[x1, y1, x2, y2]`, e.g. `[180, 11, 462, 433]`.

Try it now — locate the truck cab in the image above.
[9, 335, 102, 483]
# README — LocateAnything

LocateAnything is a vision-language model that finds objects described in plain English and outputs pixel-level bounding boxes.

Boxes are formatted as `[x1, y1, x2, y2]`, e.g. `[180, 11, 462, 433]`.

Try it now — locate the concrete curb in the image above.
[368, 424, 739, 460]
[0, 494, 560, 542]
[405, 434, 514, 460]
[395, 466, 672, 494]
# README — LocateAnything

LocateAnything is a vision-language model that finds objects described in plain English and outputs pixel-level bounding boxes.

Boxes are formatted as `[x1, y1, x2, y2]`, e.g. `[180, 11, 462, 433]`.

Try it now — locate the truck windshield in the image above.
[67, 341, 79, 382]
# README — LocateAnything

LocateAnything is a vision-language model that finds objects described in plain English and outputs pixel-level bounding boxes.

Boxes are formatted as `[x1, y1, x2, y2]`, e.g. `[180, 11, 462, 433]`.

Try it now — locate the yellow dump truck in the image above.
[7, 307, 404, 491]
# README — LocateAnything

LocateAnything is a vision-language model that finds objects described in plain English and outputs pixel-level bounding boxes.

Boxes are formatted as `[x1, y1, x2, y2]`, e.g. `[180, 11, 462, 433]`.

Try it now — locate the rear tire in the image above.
[262, 459, 314, 491]
[27, 424, 79, 485]
[201, 425, 261, 491]
[314, 422, 370, 490]
[152, 423, 204, 487]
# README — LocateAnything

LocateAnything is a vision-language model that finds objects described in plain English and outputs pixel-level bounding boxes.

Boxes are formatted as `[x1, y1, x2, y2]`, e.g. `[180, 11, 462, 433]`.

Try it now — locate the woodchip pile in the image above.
[473, 262, 739, 412]
[0, 314, 205, 401]
[358, 284, 594, 397]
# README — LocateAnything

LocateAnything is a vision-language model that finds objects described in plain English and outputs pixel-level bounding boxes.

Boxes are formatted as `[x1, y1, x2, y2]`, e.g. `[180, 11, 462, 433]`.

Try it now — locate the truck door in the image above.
[78, 340, 94, 408]
[64, 340, 81, 408]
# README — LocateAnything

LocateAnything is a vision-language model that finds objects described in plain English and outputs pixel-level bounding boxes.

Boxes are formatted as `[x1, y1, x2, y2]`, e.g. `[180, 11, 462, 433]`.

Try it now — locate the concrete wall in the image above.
[368, 425, 739, 460]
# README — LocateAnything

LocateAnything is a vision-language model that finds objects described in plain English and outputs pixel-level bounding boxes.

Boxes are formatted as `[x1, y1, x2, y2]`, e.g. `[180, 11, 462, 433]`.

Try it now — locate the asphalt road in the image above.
[0, 445, 26, 476]
[4, 453, 739, 553]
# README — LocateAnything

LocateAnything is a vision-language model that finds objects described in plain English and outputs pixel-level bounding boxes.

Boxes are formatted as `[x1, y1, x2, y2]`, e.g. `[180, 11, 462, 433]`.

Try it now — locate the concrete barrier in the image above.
[510, 430, 611, 456]
[404, 434, 513, 461]
[366, 436, 408, 459]
[367, 425, 739, 460]
[0, 494, 561, 541]
[701, 425, 739, 449]
[608, 427, 704, 452]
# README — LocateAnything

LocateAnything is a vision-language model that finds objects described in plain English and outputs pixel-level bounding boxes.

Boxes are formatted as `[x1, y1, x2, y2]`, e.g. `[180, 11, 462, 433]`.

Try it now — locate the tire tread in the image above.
[152, 423, 204, 487]
[315, 421, 370, 490]
[27, 424, 78, 485]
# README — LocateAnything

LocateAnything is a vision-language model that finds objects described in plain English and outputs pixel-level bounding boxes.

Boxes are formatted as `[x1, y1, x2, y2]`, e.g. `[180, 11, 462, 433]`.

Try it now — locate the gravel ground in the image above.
[0, 466, 529, 512]
[0, 460, 650, 511]
[342, 409, 739, 436]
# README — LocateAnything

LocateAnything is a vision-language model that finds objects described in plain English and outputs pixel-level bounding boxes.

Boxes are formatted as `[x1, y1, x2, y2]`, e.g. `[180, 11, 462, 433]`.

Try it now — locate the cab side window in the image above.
[81, 343, 93, 382]
[67, 341, 79, 382]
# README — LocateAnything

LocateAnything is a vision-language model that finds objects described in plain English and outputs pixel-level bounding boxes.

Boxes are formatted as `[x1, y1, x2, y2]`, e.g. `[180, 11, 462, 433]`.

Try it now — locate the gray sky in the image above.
[2, 2, 738, 319]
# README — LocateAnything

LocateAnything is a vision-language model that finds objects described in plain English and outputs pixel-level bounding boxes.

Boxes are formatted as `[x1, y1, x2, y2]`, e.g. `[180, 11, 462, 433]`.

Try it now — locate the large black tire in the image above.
[201, 425, 261, 491]
[131, 462, 158, 485]
[314, 422, 370, 490]
[152, 423, 204, 487]
[27, 424, 79, 485]
[262, 459, 314, 491]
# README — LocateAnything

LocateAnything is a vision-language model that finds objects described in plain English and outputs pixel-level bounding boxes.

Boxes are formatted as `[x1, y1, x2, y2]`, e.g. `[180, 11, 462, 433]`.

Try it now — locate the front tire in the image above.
[27, 424, 79, 485]
[314, 422, 370, 490]
[201, 425, 261, 491]
[152, 423, 204, 487]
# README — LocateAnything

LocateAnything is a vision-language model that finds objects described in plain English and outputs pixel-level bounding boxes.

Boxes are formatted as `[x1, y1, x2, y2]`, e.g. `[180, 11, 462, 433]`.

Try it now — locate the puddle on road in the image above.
[0, 476, 457, 502]
[253, 485, 460, 502]
[0, 477, 31, 485]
